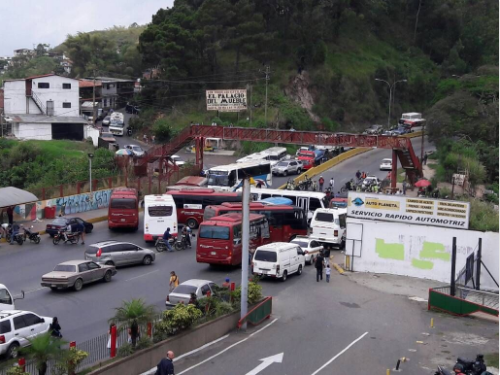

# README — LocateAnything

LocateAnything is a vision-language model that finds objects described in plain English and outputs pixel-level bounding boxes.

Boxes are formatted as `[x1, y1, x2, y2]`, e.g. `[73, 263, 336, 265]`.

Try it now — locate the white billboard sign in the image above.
[206, 90, 247, 112]
[347, 192, 470, 229]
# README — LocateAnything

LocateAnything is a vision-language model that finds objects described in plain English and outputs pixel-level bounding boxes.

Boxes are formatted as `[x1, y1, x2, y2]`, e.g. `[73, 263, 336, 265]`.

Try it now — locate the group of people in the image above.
[314, 248, 332, 283]
[162, 226, 192, 252]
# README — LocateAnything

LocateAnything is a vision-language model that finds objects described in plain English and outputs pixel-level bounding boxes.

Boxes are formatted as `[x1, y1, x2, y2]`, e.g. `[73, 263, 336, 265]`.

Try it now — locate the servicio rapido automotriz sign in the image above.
[206, 89, 247, 112]
[347, 192, 470, 229]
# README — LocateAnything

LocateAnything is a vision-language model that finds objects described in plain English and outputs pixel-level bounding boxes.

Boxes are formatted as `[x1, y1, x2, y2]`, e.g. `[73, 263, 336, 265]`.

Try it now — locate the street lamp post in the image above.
[375, 78, 407, 128]
[88, 153, 94, 193]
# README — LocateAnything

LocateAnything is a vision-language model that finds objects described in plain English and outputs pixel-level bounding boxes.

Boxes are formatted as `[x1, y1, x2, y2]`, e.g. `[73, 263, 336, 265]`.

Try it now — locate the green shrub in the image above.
[155, 304, 203, 337]
[469, 200, 499, 232]
[135, 335, 153, 351]
[6, 367, 28, 375]
[117, 342, 134, 358]
[216, 301, 234, 316]
[231, 281, 263, 306]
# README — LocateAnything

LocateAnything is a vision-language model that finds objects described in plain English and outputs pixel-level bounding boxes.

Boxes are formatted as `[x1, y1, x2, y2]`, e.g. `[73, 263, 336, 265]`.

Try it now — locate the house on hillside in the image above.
[91, 77, 134, 110]
[2, 74, 87, 140]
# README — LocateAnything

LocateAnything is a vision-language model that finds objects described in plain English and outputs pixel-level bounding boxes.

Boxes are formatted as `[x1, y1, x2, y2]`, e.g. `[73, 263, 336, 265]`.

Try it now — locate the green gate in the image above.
[238, 297, 273, 328]
[429, 286, 498, 317]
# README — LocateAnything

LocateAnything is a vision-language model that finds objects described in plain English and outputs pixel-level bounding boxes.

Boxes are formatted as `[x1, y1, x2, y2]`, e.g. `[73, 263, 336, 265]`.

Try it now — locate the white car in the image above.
[290, 236, 323, 265]
[379, 158, 392, 171]
[165, 279, 217, 308]
[125, 144, 146, 158]
[0, 310, 53, 358]
[362, 176, 380, 188]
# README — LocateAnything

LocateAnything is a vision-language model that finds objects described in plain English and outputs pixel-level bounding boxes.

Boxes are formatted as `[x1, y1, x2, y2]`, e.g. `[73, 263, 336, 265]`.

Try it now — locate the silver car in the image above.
[165, 279, 217, 308]
[272, 160, 302, 176]
[125, 144, 146, 158]
[84, 241, 155, 267]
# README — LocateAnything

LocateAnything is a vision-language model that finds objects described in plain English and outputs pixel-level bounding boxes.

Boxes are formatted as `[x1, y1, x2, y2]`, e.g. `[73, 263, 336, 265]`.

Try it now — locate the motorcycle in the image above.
[155, 237, 175, 252]
[22, 225, 41, 244]
[174, 234, 192, 251]
[127, 127, 133, 136]
[53, 230, 80, 245]
[435, 355, 493, 375]
[4, 225, 24, 245]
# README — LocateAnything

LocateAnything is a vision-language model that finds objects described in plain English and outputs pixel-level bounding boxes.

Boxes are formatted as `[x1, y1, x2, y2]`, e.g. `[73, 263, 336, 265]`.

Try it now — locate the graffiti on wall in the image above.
[47, 189, 112, 215]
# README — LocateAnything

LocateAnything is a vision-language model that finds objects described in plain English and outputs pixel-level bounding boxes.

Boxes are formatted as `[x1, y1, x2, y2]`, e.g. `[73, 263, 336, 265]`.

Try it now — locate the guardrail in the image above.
[238, 296, 273, 329]
[428, 285, 499, 317]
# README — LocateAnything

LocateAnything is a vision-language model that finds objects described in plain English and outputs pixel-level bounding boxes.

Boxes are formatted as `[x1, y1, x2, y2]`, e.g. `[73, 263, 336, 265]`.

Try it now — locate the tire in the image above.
[53, 237, 60, 245]
[103, 271, 112, 283]
[174, 242, 183, 251]
[281, 270, 288, 282]
[7, 342, 19, 358]
[133, 225, 139, 232]
[296, 168, 302, 175]
[50, 287, 57, 291]
[143, 256, 153, 265]
[283, 170, 288, 176]
[156, 243, 165, 253]
[73, 278, 83, 291]
[34, 236, 41, 244]
[187, 219, 198, 229]
[16, 237, 23, 245]
[297, 265, 303, 275]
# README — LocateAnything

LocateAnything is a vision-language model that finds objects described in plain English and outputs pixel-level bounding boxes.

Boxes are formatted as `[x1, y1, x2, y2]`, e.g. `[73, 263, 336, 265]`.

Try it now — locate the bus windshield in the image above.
[207, 173, 229, 187]
[199, 225, 230, 240]
[110, 198, 136, 209]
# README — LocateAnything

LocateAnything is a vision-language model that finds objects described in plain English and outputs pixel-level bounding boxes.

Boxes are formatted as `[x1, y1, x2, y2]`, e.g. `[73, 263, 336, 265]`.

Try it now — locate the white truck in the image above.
[309, 208, 347, 249]
[0, 284, 24, 310]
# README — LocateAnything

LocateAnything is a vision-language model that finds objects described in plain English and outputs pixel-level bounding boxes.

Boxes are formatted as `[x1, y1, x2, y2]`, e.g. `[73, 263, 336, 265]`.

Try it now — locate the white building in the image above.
[2, 74, 87, 140]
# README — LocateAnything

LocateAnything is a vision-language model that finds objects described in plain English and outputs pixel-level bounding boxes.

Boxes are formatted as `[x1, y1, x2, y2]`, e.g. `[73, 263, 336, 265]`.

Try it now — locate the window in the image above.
[13, 316, 27, 329]
[199, 225, 230, 240]
[62, 102, 71, 108]
[339, 214, 346, 229]
[254, 250, 277, 262]
[88, 262, 100, 270]
[309, 198, 322, 211]
[310, 241, 320, 248]
[173, 285, 196, 294]
[119, 244, 137, 252]
[0, 288, 12, 305]
[296, 247, 304, 255]
[23, 313, 42, 326]
[110, 198, 137, 209]
[54, 265, 76, 272]
[148, 206, 173, 217]
[315, 212, 334, 222]
[62, 83, 71, 89]
[38, 82, 49, 89]
[103, 245, 120, 253]
[0, 320, 11, 334]
[78, 263, 90, 272]
[201, 285, 210, 296]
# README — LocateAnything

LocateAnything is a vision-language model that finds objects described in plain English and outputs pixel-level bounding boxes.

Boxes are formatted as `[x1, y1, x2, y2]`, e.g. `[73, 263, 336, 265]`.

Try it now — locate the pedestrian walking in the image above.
[107, 323, 116, 353]
[318, 176, 325, 192]
[423, 153, 428, 165]
[325, 264, 331, 283]
[402, 180, 407, 195]
[329, 177, 334, 190]
[315, 253, 324, 282]
[74, 221, 86, 245]
[156, 350, 175, 375]
[50, 317, 62, 338]
[6, 206, 13, 225]
[169, 271, 179, 292]
[355, 170, 361, 180]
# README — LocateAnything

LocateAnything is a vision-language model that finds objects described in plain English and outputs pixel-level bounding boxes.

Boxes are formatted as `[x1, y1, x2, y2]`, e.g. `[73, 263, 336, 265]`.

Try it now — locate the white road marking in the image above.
[140, 334, 230, 375]
[310, 331, 369, 375]
[125, 270, 159, 282]
[408, 296, 428, 303]
[177, 318, 279, 375]
[245, 353, 284, 375]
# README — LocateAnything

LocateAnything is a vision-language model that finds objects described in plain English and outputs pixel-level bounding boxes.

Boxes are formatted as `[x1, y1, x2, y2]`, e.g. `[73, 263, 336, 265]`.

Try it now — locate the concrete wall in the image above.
[4, 80, 26, 114]
[345, 218, 499, 291]
[14, 122, 52, 140]
[32, 76, 79, 116]
[89, 311, 241, 375]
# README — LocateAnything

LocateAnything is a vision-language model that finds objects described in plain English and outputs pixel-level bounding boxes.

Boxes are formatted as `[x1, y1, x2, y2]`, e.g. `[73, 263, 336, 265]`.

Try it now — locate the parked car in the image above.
[272, 160, 303, 176]
[41, 260, 117, 291]
[124, 144, 146, 158]
[362, 176, 381, 188]
[84, 241, 155, 267]
[252, 242, 305, 281]
[165, 279, 217, 308]
[0, 310, 53, 358]
[45, 217, 93, 237]
[364, 125, 384, 135]
[290, 236, 323, 265]
[102, 116, 111, 126]
[379, 158, 393, 171]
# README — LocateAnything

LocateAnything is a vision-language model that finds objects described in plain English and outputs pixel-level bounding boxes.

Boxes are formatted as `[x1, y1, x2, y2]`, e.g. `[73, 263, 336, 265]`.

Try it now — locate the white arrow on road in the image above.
[245, 353, 284, 375]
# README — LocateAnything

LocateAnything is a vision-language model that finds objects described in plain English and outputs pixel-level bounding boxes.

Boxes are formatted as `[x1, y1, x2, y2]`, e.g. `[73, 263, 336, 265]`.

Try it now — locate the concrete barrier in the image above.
[278, 131, 424, 189]
[88, 311, 241, 375]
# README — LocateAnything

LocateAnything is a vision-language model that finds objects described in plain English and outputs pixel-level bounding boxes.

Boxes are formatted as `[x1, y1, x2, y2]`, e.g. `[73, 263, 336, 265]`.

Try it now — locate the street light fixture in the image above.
[88, 153, 94, 193]
[375, 78, 407, 128]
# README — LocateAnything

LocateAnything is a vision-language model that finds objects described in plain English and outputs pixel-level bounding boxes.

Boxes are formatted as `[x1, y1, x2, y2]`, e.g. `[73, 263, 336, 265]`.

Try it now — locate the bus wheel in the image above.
[187, 219, 198, 229]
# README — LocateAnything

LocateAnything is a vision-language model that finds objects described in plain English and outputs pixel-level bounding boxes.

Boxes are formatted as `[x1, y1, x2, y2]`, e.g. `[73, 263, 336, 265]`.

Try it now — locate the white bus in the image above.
[237, 147, 288, 166]
[207, 161, 272, 192]
[249, 187, 326, 223]
[143, 195, 178, 242]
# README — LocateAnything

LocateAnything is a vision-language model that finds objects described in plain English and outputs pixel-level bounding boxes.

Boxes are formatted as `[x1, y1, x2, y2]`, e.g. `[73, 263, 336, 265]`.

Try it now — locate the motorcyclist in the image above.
[63, 223, 72, 242]
[356, 170, 361, 180]
[9, 223, 20, 245]
[163, 227, 173, 252]
[181, 226, 192, 248]
[311, 180, 317, 192]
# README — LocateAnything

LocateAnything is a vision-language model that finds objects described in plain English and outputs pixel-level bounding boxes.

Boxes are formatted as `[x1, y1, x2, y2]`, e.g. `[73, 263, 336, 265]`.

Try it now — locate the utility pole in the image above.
[92, 68, 97, 124]
[263, 65, 270, 127]
[420, 121, 425, 162]
[240, 178, 250, 330]
[375, 78, 407, 128]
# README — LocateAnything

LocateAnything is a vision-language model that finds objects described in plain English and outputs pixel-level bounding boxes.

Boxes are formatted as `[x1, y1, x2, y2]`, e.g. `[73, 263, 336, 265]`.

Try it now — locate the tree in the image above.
[35, 43, 50, 57]
[22, 333, 67, 375]
[109, 299, 157, 347]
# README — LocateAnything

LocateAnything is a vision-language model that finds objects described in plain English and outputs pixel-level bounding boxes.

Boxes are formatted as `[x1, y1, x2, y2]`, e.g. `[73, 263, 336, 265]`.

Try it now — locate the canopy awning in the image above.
[0, 187, 39, 208]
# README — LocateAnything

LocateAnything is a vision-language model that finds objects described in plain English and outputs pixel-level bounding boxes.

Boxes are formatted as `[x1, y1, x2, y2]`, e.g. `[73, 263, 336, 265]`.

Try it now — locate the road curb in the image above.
[332, 263, 346, 275]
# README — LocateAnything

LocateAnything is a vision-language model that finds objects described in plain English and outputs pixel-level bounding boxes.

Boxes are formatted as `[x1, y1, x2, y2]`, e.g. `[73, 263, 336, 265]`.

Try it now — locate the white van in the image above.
[143, 195, 178, 242]
[309, 208, 347, 248]
[0, 284, 24, 311]
[252, 242, 305, 281]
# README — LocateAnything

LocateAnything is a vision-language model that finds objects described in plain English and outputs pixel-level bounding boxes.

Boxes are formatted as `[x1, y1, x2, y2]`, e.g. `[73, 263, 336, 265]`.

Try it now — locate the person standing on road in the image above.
[75, 221, 85, 245]
[402, 180, 407, 195]
[6, 206, 14, 225]
[315, 253, 324, 282]
[356, 170, 361, 181]
[169, 271, 179, 292]
[156, 350, 175, 375]
[325, 264, 331, 283]
[423, 153, 428, 165]
[318, 176, 325, 192]
[50, 317, 62, 338]
[163, 228, 173, 252]
[329, 177, 334, 191]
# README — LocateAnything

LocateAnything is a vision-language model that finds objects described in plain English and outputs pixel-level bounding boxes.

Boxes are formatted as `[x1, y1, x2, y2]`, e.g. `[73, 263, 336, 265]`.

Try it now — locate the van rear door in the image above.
[0, 285, 15, 310]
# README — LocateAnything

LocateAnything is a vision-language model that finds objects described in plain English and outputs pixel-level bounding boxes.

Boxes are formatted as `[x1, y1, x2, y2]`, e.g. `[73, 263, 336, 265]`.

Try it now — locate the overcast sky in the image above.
[0, 0, 174, 57]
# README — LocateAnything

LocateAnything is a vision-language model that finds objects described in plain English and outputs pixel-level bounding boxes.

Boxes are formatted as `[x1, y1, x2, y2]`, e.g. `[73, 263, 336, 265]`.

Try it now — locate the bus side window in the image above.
[339, 214, 346, 228]
[250, 193, 259, 201]
[309, 198, 322, 211]
[228, 171, 236, 187]
[261, 219, 270, 238]
[261, 194, 272, 199]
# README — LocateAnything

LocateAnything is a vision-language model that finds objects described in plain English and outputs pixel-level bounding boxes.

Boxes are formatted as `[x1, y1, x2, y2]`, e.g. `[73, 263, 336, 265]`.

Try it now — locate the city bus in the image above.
[108, 188, 139, 230]
[143, 195, 178, 242]
[196, 213, 271, 266]
[167, 189, 241, 229]
[237, 147, 288, 166]
[249, 187, 326, 223]
[203, 202, 307, 242]
[207, 161, 272, 192]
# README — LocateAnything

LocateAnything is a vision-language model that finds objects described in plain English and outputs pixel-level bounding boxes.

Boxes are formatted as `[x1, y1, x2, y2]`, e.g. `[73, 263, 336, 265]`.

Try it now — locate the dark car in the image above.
[45, 217, 94, 237]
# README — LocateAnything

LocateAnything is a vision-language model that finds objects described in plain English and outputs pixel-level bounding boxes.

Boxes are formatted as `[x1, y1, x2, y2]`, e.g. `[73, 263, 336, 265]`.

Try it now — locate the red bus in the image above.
[196, 213, 270, 266]
[203, 202, 307, 242]
[167, 189, 241, 229]
[108, 188, 139, 230]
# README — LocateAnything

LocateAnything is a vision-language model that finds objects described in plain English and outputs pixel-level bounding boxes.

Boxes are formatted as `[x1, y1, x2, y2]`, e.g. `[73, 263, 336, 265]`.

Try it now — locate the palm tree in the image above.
[110, 299, 157, 347]
[22, 332, 67, 375]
